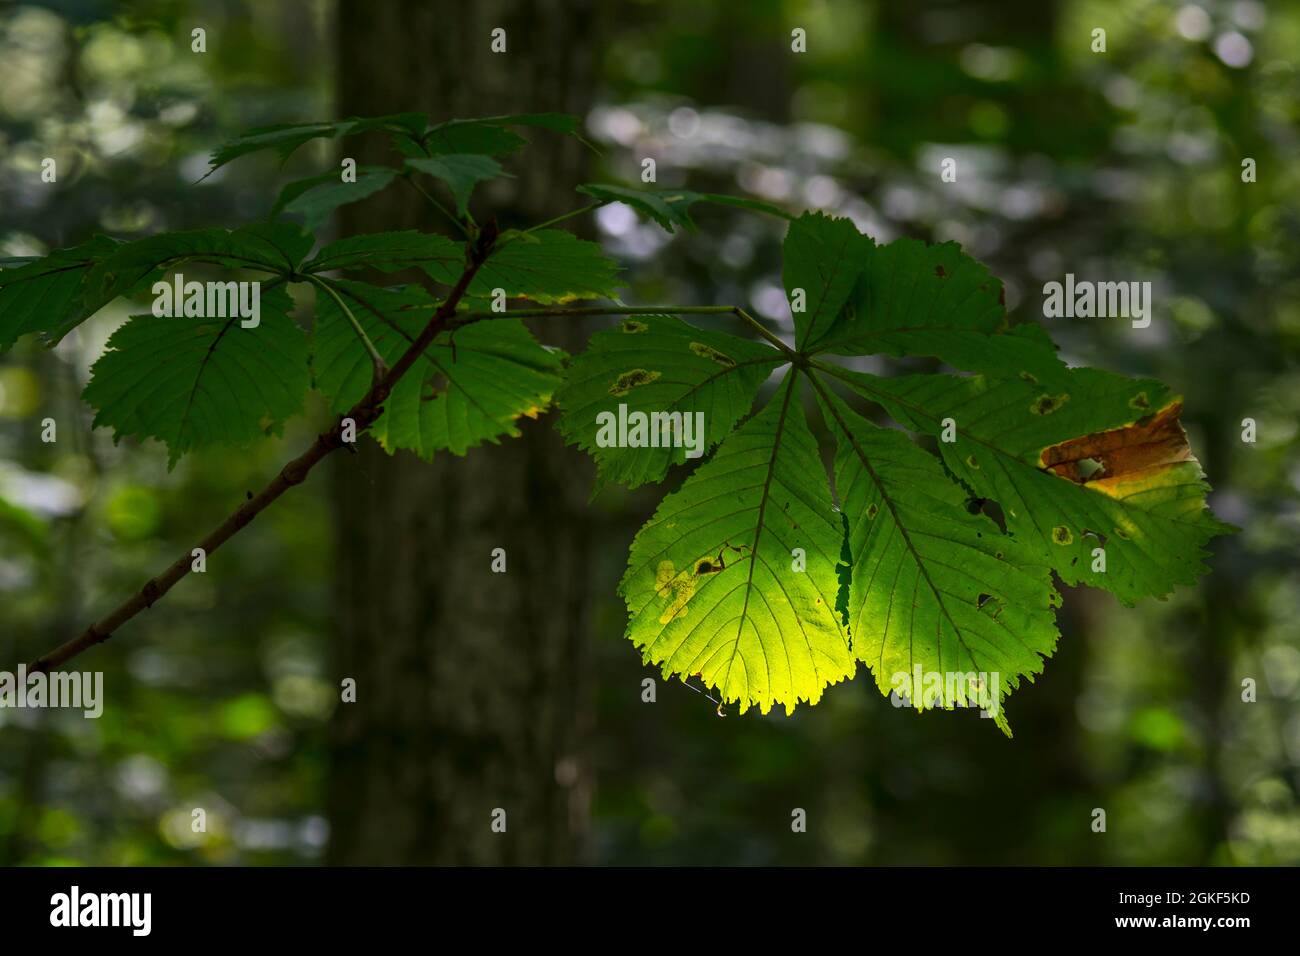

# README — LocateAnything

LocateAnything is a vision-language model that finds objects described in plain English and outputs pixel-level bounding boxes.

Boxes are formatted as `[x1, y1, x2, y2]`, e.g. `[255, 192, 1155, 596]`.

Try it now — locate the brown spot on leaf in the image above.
[1052, 526, 1074, 545]
[609, 368, 661, 396]
[689, 341, 736, 367]
[621, 319, 649, 333]
[655, 560, 694, 624]
[1038, 401, 1192, 500]
[935, 265, 948, 278]
[1031, 393, 1070, 415]
[1129, 391, 1150, 410]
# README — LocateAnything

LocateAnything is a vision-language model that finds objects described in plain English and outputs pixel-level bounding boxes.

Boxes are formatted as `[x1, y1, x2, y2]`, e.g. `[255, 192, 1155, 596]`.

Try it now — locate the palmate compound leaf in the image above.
[621, 371, 856, 715]
[311, 279, 564, 458]
[579, 210, 1227, 724]
[554, 314, 785, 490]
[832, 365, 1232, 605]
[814, 383, 1062, 736]
[83, 283, 309, 467]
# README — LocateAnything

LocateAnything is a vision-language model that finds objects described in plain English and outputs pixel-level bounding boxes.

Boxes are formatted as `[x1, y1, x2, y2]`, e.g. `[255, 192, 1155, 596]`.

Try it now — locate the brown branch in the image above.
[29, 223, 499, 674]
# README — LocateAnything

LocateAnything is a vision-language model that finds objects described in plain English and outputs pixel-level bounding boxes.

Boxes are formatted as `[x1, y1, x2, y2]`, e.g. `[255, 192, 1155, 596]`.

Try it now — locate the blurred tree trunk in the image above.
[326, 0, 601, 865]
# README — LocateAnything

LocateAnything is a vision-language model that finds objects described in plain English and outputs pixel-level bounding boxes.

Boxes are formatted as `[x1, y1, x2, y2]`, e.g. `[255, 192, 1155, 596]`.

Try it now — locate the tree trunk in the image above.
[326, 0, 601, 865]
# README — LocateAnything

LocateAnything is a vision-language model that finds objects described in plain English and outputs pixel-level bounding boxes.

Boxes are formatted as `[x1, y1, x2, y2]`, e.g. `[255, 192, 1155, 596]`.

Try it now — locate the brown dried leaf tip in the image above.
[1038, 400, 1192, 499]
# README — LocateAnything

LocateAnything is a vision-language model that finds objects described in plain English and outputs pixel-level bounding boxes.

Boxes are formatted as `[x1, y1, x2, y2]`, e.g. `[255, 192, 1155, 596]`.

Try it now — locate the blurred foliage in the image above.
[1, 0, 1297, 865]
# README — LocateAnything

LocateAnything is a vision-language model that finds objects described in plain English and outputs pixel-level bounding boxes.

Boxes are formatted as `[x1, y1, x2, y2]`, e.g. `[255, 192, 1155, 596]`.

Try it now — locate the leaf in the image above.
[84, 284, 309, 466]
[815, 384, 1062, 735]
[85, 222, 313, 308]
[555, 314, 784, 489]
[620, 372, 856, 715]
[837, 366, 1231, 604]
[303, 231, 462, 274]
[272, 167, 399, 231]
[411, 122, 527, 158]
[807, 231, 1068, 382]
[406, 155, 507, 218]
[311, 279, 564, 458]
[782, 211, 872, 349]
[204, 113, 427, 176]
[412, 113, 587, 158]
[0, 235, 119, 349]
[577, 183, 788, 233]
[424, 229, 621, 304]
[307, 228, 619, 304]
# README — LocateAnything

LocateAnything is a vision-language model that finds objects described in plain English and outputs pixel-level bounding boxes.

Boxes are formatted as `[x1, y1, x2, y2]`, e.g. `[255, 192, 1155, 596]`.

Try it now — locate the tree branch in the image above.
[29, 224, 498, 674]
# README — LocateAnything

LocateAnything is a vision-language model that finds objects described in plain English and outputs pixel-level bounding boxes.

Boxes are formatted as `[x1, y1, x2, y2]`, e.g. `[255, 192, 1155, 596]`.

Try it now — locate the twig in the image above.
[29, 224, 498, 674]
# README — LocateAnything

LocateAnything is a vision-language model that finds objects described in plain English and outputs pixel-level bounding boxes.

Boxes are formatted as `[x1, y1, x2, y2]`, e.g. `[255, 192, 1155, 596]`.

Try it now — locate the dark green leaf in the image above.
[406, 155, 507, 218]
[84, 284, 309, 466]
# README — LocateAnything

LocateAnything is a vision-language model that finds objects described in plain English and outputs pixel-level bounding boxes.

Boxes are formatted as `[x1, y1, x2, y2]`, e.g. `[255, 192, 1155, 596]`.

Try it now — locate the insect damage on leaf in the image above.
[1038, 400, 1190, 500]
[1030, 392, 1070, 415]
[654, 560, 696, 623]
[688, 341, 737, 367]
[609, 368, 661, 395]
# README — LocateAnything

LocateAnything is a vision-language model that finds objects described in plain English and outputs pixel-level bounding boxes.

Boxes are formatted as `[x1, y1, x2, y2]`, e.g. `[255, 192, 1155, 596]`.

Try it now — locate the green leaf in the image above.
[782, 212, 872, 349]
[411, 122, 526, 158]
[620, 372, 855, 715]
[412, 113, 586, 158]
[815, 383, 1062, 735]
[84, 284, 309, 466]
[807, 229, 1068, 382]
[204, 113, 426, 176]
[0, 235, 119, 350]
[406, 155, 507, 218]
[310, 280, 434, 409]
[425, 229, 621, 304]
[578, 183, 789, 233]
[835, 366, 1231, 605]
[555, 314, 784, 489]
[311, 279, 564, 458]
[85, 222, 313, 308]
[303, 231, 462, 275]
[272, 167, 398, 231]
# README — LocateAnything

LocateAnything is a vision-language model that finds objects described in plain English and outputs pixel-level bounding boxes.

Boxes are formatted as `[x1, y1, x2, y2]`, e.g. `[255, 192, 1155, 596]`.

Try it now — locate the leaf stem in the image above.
[520, 201, 604, 235]
[309, 276, 388, 383]
[400, 172, 469, 239]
